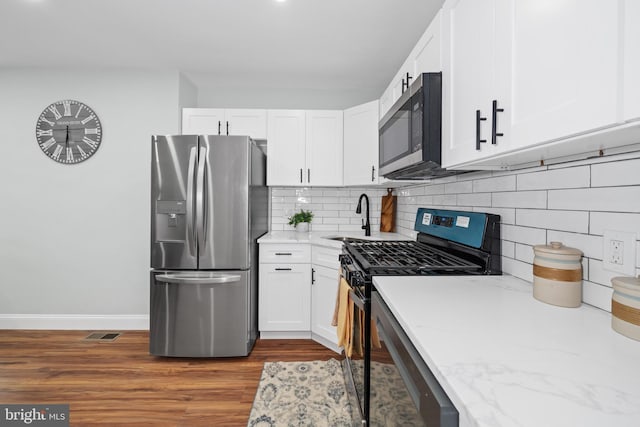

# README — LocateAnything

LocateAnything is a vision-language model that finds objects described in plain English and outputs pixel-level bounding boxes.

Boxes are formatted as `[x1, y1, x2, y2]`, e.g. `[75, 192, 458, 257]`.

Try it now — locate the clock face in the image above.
[35, 100, 102, 164]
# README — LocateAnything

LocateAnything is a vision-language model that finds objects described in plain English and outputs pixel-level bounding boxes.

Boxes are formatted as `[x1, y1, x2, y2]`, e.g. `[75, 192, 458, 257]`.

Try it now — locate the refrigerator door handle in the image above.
[196, 146, 208, 251]
[186, 147, 198, 256]
[155, 273, 241, 285]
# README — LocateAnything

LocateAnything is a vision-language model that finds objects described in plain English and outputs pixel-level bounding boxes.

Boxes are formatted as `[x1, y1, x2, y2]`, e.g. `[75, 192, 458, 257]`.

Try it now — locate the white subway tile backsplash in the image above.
[270, 154, 639, 315]
[501, 224, 547, 246]
[423, 184, 446, 195]
[548, 187, 640, 212]
[502, 240, 515, 258]
[546, 231, 603, 259]
[516, 209, 589, 233]
[590, 212, 640, 235]
[502, 258, 534, 283]
[516, 166, 590, 190]
[588, 259, 618, 287]
[515, 243, 534, 264]
[582, 281, 613, 312]
[492, 191, 547, 208]
[591, 157, 640, 187]
[432, 194, 457, 206]
[473, 175, 516, 193]
[445, 180, 473, 194]
[456, 192, 491, 207]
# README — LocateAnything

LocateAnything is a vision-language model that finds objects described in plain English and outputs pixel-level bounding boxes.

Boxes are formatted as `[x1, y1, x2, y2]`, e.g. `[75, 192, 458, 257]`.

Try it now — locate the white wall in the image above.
[0, 68, 181, 329]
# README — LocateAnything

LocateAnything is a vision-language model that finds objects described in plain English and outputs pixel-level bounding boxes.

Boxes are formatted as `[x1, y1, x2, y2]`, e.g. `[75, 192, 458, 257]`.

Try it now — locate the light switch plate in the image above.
[603, 230, 637, 276]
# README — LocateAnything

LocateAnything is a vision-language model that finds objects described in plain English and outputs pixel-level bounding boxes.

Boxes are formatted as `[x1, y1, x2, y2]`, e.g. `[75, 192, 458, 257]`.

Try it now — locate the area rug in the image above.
[247, 358, 353, 426]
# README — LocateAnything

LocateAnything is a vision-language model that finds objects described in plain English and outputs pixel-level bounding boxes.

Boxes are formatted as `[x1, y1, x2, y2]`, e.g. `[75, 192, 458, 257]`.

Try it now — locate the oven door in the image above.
[343, 278, 371, 426]
[371, 291, 458, 427]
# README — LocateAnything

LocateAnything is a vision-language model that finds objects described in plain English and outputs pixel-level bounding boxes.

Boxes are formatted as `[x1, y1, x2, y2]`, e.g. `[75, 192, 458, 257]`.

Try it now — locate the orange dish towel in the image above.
[336, 277, 354, 356]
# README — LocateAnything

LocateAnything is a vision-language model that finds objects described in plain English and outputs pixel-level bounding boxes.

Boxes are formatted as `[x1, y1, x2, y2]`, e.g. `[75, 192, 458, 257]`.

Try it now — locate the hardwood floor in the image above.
[0, 330, 340, 426]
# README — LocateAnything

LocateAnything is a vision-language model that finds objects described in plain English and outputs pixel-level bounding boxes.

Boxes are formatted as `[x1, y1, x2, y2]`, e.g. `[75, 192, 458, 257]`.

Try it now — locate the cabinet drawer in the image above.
[260, 244, 311, 263]
[312, 246, 341, 269]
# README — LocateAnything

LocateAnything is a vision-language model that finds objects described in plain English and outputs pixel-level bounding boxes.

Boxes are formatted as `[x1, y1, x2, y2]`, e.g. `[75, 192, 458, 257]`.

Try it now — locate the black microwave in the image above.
[379, 72, 452, 180]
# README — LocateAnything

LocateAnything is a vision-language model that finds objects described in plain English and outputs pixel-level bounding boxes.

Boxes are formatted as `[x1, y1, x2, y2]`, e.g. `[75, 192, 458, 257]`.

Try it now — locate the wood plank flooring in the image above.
[0, 330, 340, 426]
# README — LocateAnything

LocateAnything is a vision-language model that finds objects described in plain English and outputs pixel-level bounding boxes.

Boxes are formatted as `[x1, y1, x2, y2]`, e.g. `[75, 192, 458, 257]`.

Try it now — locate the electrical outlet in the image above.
[610, 240, 624, 265]
[603, 230, 637, 275]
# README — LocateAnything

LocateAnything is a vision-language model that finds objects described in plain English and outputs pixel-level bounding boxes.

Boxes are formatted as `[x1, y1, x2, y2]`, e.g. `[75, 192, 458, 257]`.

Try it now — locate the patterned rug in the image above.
[247, 358, 353, 426]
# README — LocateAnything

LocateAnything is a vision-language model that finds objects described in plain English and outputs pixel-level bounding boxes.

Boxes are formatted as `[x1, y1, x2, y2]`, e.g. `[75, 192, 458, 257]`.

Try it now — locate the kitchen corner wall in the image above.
[395, 153, 640, 313]
[0, 68, 186, 329]
[269, 187, 387, 233]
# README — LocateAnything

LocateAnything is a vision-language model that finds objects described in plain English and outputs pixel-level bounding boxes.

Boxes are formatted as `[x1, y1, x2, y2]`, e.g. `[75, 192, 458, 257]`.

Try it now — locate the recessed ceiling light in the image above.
[275, 0, 287, 3]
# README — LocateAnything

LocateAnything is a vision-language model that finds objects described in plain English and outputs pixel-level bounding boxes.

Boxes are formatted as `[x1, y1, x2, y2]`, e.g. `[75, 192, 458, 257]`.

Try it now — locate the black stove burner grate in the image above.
[344, 240, 483, 275]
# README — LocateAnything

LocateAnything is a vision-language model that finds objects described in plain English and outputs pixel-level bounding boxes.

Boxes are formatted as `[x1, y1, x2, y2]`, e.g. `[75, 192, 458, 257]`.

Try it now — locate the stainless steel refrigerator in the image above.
[149, 135, 267, 357]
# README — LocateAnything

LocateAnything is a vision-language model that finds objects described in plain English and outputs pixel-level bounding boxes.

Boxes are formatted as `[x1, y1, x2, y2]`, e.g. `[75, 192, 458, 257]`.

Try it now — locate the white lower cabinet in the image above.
[258, 241, 341, 352]
[259, 243, 311, 338]
[311, 246, 341, 352]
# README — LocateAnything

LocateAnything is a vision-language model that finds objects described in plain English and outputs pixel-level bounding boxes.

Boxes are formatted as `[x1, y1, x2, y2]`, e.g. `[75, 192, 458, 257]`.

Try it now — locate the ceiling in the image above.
[0, 0, 443, 108]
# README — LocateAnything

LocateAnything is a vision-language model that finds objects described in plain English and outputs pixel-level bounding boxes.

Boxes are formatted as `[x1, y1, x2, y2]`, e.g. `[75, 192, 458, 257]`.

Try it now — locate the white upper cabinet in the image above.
[442, 0, 625, 169]
[267, 110, 306, 186]
[441, 0, 507, 167]
[380, 10, 443, 119]
[182, 108, 225, 134]
[506, 1, 619, 152]
[624, 0, 640, 122]
[343, 100, 380, 186]
[224, 109, 268, 139]
[267, 110, 343, 186]
[306, 110, 344, 186]
[182, 108, 267, 139]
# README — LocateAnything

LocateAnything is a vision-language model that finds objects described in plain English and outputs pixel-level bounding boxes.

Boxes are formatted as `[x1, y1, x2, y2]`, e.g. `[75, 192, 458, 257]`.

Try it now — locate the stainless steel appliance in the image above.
[149, 135, 268, 357]
[340, 208, 501, 425]
[379, 72, 461, 180]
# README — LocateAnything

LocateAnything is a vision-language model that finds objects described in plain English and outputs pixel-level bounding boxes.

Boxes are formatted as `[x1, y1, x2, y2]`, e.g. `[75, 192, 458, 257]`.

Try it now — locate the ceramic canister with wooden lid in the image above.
[532, 241, 583, 307]
[611, 275, 640, 341]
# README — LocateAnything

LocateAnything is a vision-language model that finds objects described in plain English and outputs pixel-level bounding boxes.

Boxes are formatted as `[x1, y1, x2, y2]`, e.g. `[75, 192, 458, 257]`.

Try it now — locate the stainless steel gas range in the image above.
[339, 208, 501, 426]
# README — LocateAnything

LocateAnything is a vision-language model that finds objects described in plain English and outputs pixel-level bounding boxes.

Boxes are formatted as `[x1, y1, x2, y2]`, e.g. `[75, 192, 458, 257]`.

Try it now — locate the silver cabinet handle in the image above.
[156, 274, 241, 284]
[186, 147, 197, 256]
[196, 146, 207, 250]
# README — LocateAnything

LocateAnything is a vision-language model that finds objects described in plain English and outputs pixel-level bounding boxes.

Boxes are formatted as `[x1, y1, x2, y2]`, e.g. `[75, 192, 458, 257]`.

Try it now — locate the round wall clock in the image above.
[35, 100, 102, 164]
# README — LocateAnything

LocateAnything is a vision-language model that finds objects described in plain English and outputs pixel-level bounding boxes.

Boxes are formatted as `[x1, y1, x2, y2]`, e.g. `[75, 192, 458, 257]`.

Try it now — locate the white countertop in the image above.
[373, 275, 640, 427]
[258, 230, 409, 249]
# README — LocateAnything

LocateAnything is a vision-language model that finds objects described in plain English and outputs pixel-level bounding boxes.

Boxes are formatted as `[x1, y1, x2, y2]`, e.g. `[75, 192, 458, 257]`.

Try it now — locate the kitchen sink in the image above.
[324, 236, 370, 243]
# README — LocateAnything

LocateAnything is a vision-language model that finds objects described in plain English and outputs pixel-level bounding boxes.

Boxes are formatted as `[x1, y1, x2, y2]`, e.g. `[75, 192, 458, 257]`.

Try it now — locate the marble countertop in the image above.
[257, 230, 409, 249]
[373, 275, 640, 427]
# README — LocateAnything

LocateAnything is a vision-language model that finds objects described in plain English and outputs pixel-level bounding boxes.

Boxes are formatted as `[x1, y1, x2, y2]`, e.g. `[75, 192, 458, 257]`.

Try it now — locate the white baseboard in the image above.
[0, 314, 149, 330]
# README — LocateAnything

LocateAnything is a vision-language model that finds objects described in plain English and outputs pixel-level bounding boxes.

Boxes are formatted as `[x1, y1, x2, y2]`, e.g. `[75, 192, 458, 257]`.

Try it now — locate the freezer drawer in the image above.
[150, 270, 253, 357]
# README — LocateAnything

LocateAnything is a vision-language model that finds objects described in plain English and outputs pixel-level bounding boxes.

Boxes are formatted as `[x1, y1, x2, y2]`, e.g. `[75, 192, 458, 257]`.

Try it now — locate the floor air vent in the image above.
[84, 332, 121, 341]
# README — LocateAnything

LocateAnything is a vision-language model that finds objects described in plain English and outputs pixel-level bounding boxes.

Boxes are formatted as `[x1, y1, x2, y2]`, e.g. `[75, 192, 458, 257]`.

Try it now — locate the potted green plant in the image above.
[288, 209, 313, 232]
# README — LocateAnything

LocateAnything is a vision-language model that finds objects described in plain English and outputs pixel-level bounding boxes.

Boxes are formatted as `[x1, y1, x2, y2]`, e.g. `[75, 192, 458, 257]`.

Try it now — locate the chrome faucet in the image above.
[355, 193, 371, 236]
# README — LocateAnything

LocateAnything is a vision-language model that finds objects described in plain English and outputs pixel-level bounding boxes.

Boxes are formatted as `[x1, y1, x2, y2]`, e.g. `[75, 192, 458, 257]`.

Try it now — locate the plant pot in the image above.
[296, 222, 309, 233]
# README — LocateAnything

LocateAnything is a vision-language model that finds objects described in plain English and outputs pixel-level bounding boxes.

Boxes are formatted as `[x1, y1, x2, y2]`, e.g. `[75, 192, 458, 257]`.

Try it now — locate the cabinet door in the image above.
[311, 264, 340, 346]
[379, 85, 394, 119]
[624, 0, 640, 122]
[306, 110, 343, 186]
[224, 109, 267, 140]
[411, 10, 442, 76]
[267, 110, 306, 186]
[259, 264, 311, 331]
[506, 0, 619, 152]
[441, 0, 504, 168]
[181, 108, 224, 134]
[344, 100, 380, 185]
